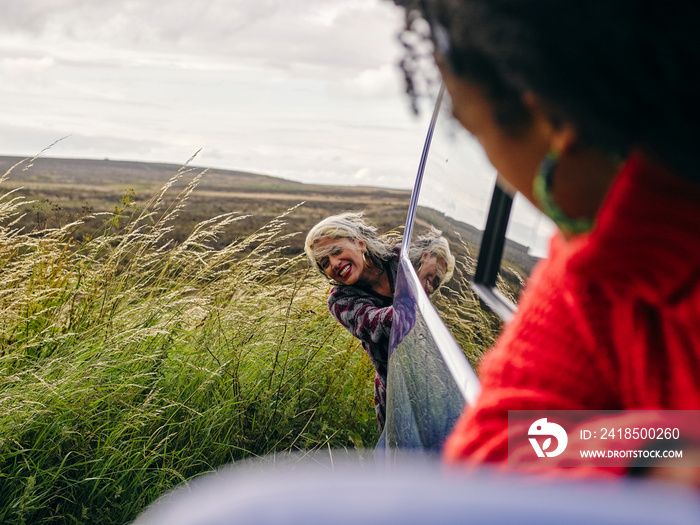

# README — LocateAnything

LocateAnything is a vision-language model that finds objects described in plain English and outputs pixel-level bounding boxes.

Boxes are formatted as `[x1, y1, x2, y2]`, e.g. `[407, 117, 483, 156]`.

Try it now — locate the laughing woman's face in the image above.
[314, 237, 367, 285]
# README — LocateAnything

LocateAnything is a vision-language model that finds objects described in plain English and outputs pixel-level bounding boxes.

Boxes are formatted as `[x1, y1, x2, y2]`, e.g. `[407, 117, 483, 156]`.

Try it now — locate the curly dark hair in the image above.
[394, 0, 700, 182]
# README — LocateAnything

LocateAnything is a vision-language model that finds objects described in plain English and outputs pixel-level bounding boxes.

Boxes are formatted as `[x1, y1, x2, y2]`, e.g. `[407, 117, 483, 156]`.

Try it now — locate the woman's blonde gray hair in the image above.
[305, 212, 395, 277]
[408, 227, 455, 286]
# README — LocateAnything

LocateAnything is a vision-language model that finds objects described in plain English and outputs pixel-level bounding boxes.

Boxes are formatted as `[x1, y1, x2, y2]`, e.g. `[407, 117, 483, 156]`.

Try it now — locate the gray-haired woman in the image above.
[305, 213, 454, 434]
[305, 212, 398, 433]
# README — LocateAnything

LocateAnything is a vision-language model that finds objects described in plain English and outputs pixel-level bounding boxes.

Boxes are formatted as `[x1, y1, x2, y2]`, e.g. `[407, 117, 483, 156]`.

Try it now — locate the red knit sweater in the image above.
[443, 152, 700, 471]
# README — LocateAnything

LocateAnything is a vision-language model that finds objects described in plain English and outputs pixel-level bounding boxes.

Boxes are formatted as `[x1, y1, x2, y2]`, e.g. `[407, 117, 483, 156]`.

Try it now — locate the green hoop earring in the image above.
[533, 150, 594, 236]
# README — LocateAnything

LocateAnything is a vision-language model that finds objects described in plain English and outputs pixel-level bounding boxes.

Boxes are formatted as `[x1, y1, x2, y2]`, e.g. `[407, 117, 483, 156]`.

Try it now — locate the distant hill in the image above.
[0, 156, 412, 254]
[0, 155, 408, 199]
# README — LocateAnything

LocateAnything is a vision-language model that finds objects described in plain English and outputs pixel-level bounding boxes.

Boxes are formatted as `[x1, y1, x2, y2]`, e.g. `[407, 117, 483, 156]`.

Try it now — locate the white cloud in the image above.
[352, 167, 371, 181]
[0, 56, 55, 76]
[329, 64, 403, 99]
[0, 0, 404, 72]
[0, 0, 436, 191]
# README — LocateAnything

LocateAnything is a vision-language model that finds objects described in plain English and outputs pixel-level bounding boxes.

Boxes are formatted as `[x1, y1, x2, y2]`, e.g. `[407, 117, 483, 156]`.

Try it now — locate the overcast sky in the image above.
[0, 0, 439, 189]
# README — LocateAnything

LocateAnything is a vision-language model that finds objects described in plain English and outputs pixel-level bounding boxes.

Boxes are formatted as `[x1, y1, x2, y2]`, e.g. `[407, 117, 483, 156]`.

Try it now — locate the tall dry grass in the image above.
[0, 157, 378, 524]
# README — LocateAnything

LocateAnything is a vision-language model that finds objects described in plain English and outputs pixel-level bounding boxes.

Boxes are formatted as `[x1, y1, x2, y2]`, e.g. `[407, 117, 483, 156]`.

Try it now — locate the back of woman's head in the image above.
[305, 212, 394, 273]
[401, 0, 700, 181]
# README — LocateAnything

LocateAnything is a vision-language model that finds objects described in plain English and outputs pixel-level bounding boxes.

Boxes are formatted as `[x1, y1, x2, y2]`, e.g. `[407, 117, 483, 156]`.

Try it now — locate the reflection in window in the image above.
[407, 105, 502, 366]
[406, 99, 554, 360]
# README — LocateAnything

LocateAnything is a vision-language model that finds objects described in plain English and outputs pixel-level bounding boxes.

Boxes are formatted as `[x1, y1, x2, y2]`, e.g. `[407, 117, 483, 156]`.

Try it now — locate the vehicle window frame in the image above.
[393, 84, 522, 401]
[386, 84, 546, 452]
[394, 84, 480, 406]
[470, 183, 517, 322]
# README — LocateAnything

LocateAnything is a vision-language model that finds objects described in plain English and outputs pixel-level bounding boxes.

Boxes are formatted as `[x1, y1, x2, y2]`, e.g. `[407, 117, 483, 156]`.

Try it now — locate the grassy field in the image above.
[0, 155, 501, 523]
